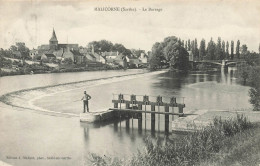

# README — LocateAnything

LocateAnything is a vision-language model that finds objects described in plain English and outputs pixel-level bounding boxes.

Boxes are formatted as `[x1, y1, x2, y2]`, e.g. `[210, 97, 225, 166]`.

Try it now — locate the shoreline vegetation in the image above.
[0, 59, 128, 77]
[90, 115, 259, 166]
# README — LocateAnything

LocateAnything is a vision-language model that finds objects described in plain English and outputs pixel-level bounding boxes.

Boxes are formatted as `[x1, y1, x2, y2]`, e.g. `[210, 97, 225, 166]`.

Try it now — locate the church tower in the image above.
[49, 28, 58, 50]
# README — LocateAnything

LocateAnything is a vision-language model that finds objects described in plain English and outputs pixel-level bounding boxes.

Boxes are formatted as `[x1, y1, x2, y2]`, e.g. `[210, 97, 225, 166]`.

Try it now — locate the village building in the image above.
[126, 56, 141, 68]
[79, 48, 96, 61]
[41, 53, 56, 61]
[93, 53, 106, 64]
[103, 51, 127, 68]
[90, 45, 106, 64]
[139, 52, 149, 64]
[102, 51, 118, 60]
[29, 49, 38, 59]
[38, 29, 79, 52]
[31, 28, 84, 64]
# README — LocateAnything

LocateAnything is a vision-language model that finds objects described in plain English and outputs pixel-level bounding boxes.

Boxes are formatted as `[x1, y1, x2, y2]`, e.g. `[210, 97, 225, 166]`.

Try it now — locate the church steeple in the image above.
[49, 28, 58, 50]
[49, 28, 58, 42]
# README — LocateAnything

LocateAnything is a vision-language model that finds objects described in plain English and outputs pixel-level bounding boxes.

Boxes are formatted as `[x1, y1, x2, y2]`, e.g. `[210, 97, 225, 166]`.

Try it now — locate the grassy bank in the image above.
[89, 114, 256, 166]
[200, 123, 260, 166]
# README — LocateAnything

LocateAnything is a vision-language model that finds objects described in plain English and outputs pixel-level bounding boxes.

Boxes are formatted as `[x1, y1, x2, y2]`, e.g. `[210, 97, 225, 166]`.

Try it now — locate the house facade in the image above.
[29, 49, 38, 58]
[41, 53, 56, 61]
[102, 51, 118, 60]
[103, 51, 127, 68]
[139, 52, 148, 64]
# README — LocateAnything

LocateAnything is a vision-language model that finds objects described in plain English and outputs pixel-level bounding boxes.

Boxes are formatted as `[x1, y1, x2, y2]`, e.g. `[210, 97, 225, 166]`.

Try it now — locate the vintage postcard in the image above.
[0, 0, 260, 166]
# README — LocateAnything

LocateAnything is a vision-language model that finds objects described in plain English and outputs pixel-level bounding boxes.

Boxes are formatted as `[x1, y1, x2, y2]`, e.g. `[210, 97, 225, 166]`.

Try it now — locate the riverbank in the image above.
[0, 64, 129, 77]
[199, 122, 260, 166]
[0, 56, 141, 77]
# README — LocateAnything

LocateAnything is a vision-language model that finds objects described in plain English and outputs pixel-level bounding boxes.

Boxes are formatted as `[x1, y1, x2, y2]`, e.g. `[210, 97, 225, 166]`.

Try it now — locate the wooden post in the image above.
[172, 107, 175, 121]
[143, 95, 149, 121]
[151, 105, 155, 132]
[114, 102, 118, 108]
[138, 113, 142, 134]
[178, 106, 183, 117]
[138, 104, 142, 110]
[126, 103, 130, 109]
[165, 106, 169, 133]
[113, 102, 119, 118]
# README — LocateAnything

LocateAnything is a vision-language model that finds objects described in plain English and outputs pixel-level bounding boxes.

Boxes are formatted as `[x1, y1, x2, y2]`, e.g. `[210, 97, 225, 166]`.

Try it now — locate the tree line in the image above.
[87, 40, 134, 58]
[150, 36, 260, 71]
[184, 38, 253, 61]
[0, 42, 31, 60]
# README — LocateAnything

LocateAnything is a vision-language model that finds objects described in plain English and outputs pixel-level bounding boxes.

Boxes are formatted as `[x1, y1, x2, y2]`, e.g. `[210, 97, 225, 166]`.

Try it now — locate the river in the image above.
[0, 68, 251, 166]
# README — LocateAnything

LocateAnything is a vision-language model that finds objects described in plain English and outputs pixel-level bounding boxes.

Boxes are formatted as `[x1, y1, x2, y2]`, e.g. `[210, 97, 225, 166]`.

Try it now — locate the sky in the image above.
[0, 0, 260, 52]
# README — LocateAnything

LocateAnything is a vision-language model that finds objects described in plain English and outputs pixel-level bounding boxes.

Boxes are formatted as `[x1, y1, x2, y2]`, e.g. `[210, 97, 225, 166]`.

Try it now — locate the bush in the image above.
[90, 115, 253, 166]
[249, 87, 260, 111]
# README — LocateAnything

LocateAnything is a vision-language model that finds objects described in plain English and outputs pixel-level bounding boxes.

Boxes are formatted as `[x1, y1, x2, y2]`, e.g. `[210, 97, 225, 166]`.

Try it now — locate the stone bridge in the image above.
[191, 60, 245, 68]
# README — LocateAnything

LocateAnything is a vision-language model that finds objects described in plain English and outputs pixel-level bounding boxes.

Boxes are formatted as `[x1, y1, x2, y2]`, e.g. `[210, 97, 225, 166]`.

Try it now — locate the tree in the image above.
[16, 42, 30, 59]
[169, 46, 189, 71]
[112, 43, 131, 57]
[248, 66, 260, 111]
[191, 40, 195, 56]
[236, 40, 240, 59]
[188, 39, 191, 51]
[199, 39, 206, 60]
[259, 43, 260, 54]
[185, 41, 187, 50]
[194, 38, 199, 60]
[222, 41, 225, 59]
[215, 37, 222, 60]
[206, 38, 216, 60]
[9, 42, 30, 60]
[150, 42, 164, 70]
[87, 40, 132, 57]
[249, 87, 260, 111]
[88, 40, 113, 53]
[10, 45, 18, 52]
[226, 41, 229, 59]
[63, 58, 73, 65]
[241, 44, 248, 59]
[231, 41, 234, 60]
[245, 52, 260, 66]
[181, 40, 184, 47]
[150, 36, 189, 71]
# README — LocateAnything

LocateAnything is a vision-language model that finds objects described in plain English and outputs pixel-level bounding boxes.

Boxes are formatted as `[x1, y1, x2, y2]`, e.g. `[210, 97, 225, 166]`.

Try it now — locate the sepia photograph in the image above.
[0, 0, 260, 165]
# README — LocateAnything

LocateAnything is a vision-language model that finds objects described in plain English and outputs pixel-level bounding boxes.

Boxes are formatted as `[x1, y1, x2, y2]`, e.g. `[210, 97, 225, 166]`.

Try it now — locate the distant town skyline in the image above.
[0, 0, 260, 52]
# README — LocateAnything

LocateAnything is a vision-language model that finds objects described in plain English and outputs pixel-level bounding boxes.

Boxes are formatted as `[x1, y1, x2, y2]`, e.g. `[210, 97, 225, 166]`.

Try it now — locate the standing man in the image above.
[81, 91, 91, 113]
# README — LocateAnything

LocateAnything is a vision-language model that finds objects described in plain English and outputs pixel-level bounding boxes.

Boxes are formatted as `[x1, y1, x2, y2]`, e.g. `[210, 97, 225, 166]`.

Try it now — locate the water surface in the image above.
[0, 68, 251, 166]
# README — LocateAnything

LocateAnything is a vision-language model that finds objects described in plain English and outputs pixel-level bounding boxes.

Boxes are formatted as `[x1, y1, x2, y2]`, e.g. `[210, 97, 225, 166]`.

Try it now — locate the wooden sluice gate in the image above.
[111, 94, 185, 133]
[80, 93, 186, 133]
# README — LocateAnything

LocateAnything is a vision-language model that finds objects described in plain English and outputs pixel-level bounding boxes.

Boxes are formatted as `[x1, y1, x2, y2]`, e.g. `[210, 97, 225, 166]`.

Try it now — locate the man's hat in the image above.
[84, 91, 86, 93]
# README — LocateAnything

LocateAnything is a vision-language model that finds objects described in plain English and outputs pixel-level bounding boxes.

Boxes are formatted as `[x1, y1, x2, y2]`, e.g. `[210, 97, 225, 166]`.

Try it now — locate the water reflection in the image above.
[80, 113, 173, 149]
